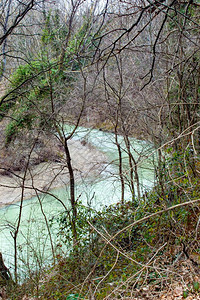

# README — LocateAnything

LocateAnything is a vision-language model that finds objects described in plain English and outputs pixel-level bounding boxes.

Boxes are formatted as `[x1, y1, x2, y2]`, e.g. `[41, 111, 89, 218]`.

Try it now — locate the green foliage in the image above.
[5, 114, 33, 144]
[4, 58, 61, 144]
[168, 4, 188, 29]
[1, 10, 98, 145]
[182, 290, 189, 298]
[3, 12, 97, 144]
[55, 200, 143, 253]
[193, 281, 200, 292]
[0, 61, 4, 77]
[54, 203, 96, 248]
[6, 165, 200, 299]
[0, 99, 15, 121]
[11, 62, 40, 87]
[4, 60, 49, 143]
[182, 282, 200, 298]
[41, 10, 68, 54]
[66, 294, 82, 300]
[41, 9, 95, 66]
[44, 182, 200, 299]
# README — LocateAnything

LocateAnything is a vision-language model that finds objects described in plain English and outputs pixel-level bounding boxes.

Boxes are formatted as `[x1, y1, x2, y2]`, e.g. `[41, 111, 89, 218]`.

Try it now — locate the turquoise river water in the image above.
[0, 126, 156, 279]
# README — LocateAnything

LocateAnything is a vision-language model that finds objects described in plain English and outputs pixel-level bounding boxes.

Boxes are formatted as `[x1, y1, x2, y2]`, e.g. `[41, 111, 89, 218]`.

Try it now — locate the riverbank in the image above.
[0, 138, 107, 207]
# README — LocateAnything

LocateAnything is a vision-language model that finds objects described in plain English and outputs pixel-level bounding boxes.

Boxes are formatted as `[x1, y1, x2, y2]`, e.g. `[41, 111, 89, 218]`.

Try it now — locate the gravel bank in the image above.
[0, 139, 107, 207]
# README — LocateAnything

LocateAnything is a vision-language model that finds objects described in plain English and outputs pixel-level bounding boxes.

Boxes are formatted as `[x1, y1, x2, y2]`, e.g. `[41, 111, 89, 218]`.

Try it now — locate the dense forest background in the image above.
[0, 0, 199, 299]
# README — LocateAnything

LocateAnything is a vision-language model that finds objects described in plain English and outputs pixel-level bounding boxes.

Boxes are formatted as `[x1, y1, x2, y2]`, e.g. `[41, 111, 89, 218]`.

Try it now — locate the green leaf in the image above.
[193, 282, 199, 292]
[66, 294, 81, 300]
[183, 290, 189, 298]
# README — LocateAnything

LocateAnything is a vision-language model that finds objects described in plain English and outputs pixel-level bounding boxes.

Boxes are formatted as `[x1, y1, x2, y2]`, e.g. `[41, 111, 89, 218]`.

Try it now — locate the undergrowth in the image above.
[5, 169, 200, 299]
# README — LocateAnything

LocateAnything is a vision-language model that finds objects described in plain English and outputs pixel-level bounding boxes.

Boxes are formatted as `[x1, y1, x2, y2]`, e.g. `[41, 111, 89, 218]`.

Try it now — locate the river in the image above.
[0, 126, 156, 280]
